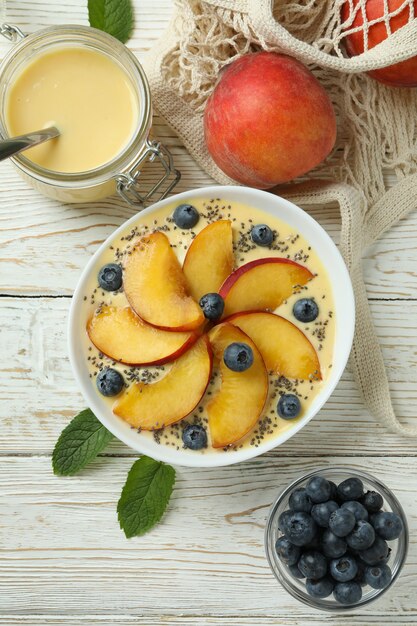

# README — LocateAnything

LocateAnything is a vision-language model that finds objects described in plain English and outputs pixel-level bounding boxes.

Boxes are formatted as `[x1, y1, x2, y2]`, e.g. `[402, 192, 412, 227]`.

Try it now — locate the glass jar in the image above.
[0, 23, 180, 205]
[265, 466, 408, 612]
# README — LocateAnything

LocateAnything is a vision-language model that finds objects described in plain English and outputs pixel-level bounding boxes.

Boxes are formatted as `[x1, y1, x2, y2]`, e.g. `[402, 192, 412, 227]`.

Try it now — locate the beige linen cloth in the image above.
[143, 0, 417, 436]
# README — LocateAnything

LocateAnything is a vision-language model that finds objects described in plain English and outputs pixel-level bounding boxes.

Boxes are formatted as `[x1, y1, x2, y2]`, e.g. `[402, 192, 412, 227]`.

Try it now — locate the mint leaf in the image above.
[88, 0, 133, 43]
[117, 456, 175, 538]
[52, 409, 114, 476]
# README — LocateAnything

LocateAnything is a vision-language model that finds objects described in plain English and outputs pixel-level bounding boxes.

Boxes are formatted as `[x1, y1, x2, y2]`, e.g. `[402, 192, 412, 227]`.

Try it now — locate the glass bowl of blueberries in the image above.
[265, 467, 408, 611]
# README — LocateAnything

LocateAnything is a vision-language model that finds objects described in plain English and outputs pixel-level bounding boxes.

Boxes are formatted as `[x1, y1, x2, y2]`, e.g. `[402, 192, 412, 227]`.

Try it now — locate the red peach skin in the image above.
[87, 306, 198, 366]
[123, 231, 204, 331]
[183, 220, 234, 301]
[113, 335, 212, 430]
[207, 323, 268, 448]
[342, 0, 417, 87]
[219, 257, 314, 317]
[204, 51, 337, 187]
[225, 311, 321, 380]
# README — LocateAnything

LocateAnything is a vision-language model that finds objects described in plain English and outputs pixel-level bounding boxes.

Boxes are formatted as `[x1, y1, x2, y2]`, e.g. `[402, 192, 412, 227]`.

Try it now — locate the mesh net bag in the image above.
[143, 0, 417, 436]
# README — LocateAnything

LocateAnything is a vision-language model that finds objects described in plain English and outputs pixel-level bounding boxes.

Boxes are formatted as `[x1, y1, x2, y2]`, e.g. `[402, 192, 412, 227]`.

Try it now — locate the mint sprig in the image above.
[53, 410, 176, 536]
[117, 456, 176, 538]
[88, 0, 134, 43]
[52, 408, 114, 476]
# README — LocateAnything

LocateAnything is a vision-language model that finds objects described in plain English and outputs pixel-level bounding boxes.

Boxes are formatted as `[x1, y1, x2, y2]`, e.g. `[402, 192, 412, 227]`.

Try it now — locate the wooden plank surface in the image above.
[0, 613, 417, 626]
[1, 297, 417, 455]
[1, 130, 417, 298]
[1, 0, 417, 624]
[1, 456, 416, 621]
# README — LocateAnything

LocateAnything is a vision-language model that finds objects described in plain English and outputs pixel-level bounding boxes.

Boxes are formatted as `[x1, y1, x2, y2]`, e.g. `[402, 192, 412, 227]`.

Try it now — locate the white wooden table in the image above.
[1, 1, 416, 624]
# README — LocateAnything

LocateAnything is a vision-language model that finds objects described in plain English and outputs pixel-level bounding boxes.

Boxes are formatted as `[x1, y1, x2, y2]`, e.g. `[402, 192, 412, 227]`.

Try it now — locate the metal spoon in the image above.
[0, 126, 60, 161]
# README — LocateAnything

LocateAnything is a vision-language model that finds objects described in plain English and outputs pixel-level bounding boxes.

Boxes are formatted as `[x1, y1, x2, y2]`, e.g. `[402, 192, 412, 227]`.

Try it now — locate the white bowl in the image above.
[68, 185, 355, 467]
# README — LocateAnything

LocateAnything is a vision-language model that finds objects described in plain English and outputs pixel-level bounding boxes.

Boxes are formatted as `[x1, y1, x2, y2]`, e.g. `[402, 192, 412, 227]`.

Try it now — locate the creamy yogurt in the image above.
[81, 197, 335, 454]
[5, 46, 138, 173]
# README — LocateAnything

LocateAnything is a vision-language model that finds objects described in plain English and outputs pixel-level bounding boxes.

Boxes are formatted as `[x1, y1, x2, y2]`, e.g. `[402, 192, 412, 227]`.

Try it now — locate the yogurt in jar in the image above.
[5, 46, 138, 173]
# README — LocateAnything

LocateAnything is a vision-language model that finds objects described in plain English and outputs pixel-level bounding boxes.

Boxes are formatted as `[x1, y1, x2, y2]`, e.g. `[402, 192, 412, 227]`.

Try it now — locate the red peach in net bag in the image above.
[203, 51, 337, 189]
[342, 0, 417, 87]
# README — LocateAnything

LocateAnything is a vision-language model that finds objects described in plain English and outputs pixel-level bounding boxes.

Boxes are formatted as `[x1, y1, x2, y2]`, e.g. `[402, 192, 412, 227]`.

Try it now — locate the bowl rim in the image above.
[68, 185, 355, 468]
[264, 466, 409, 612]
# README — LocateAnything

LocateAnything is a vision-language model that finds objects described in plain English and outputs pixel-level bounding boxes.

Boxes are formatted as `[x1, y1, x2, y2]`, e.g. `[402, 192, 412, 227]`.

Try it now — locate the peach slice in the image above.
[113, 335, 212, 430]
[183, 220, 234, 301]
[123, 231, 205, 331]
[219, 258, 314, 317]
[226, 311, 321, 380]
[87, 306, 197, 366]
[207, 323, 268, 448]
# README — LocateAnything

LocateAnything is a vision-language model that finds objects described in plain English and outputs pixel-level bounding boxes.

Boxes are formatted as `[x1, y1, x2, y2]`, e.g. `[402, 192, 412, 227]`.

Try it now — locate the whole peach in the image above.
[342, 0, 417, 87]
[203, 51, 337, 188]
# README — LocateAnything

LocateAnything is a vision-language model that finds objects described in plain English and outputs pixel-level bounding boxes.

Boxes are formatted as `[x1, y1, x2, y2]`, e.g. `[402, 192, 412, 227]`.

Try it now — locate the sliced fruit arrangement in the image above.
[183, 220, 234, 301]
[113, 336, 212, 430]
[88, 209, 328, 451]
[225, 311, 321, 380]
[123, 231, 204, 331]
[219, 258, 314, 317]
[207, 323, 268, 448]
[87, 306, 197, 366]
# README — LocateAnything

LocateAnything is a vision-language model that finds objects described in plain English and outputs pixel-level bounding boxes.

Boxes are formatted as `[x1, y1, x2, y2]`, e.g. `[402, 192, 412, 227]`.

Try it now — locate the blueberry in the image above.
[329, 508, 356, 537]
[288, 563, 305, 579]
[346, 520, 375, 551]
[359, 536, 389, 565]
[289, 488, 312, 513]
[275, 536, 300, 566]
[278, 510, 292, 534]
[182, 424, 207, 450]
[328, 480, 338, 501]
[354, 559, 367, 586]
[330, 555, 358, 582]
[321, 529, 347, 558]
[381, 546, 392, 564]
[337, 477, 364, 502]
[199, 293, 224, 321]
[172, 203, 199, 229]
[341, 501, 369, 522]
[361, 490, 384, 513]
[369, 512, 379, 527]
[311, 501, 339, 527]
[223, 342, 253, 372]
[96, 367, 124, 396]
[293, 298, 319, 323]
[371, 511, 404, 541]
[306, 576, 334, 599]
[365, 563, 392, 590]
[304, 528, 323, 551]
[305, 476, 332, 504]
[250, 224, 274, 246]
[284, 511, 317, 546]
[298, 550, 327, 579]
[277, 394, 301, 420]
[333, 581, 362, 605]
[98, 263, 122, 291]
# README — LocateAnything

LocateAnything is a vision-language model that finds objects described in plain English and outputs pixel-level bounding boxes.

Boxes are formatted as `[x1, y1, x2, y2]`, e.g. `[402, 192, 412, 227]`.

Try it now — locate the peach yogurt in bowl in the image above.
[68, 186, 354, 468]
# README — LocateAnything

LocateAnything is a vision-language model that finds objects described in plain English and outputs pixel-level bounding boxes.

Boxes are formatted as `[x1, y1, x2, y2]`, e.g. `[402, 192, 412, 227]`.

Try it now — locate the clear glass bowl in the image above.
[265, 467, 408, 612]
